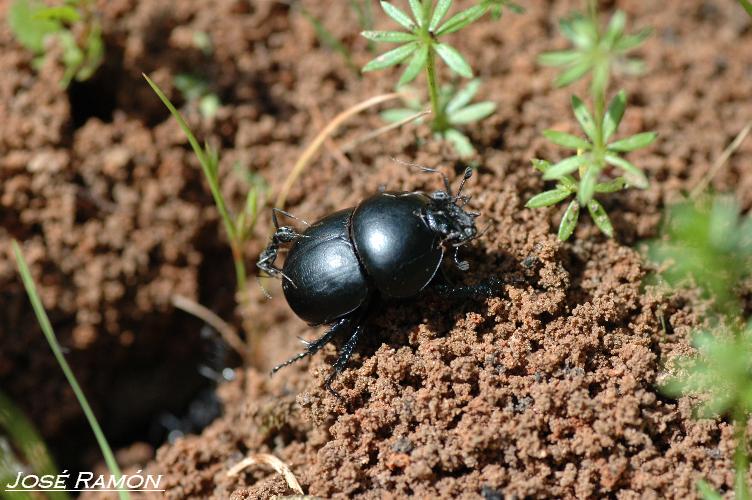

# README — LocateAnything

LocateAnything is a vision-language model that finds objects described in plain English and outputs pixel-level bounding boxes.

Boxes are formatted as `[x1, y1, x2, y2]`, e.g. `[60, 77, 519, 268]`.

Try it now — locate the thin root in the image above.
[690, 121, 752, 200]
[227, 453, 304, 495]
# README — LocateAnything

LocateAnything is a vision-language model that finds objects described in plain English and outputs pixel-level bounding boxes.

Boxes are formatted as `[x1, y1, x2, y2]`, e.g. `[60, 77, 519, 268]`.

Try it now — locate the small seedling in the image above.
[8, 0, 104, 87]
[381, 79, 495, 157]
[649, 197, 752, 317]
[528, 2, 655, 240]
[144, 74, 265, 297]
[173, 73, 221, 119]
[662, 322, 752, 500]
[361, 0, 496, 157]
[12, 241, 129, 500]
[651, 198, 752, 499]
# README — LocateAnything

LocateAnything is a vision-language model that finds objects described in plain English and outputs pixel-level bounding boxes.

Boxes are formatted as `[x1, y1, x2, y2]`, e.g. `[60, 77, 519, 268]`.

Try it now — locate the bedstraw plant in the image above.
[527, 2, 655, 240]
[8, 0, 104, 87]
[361, 0, 498, 157]
[652, 198, 752, 499]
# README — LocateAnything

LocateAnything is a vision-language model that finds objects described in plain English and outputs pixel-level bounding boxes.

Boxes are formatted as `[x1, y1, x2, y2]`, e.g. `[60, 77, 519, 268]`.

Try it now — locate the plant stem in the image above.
[734, 407, 750, 500]
[425, 47, 446, 131]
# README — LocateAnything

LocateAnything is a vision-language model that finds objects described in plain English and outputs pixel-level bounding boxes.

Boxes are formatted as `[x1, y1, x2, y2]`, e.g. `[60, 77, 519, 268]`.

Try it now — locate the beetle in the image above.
[257, 166, 502, 396]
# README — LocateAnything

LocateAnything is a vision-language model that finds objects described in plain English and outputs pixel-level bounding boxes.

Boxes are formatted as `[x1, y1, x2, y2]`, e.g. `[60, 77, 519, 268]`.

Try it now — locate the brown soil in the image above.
[3, 0, 752, 498]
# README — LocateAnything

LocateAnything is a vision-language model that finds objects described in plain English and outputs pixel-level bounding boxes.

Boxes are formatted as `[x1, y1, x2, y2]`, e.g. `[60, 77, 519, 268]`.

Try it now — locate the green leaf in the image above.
[604, 10, 626, 47]
[558, 200, 580, 241]
[447, 79, 480, 113]
[436, 4, 486, 35]
[449, 101, 496, 124]
[408, 0, 423, 24]
[34, 5, 80, 23]
[557, 175, 578, 192]
[739, 0, 752, 16]
[435, 43, 473, 77]
[444, 128, 476, 158]
[595, 177, 626, 193]
[381, 107, 420, 122]
[362, 42, 418, 72]
[9, 0, 61, 54]
[543, 154, 589, 180]
[537, 50, 581, 67]
[578, 165, 599, 204]
[429, 0, 452, 31]
[559, 15, 596, 49]
[608, 131, 657, 152]
[554, 59, 591, 87]
[696, 480, 723, 500]
[526, 188, 572, 208]
[571, 95, 597, 142]
[543, 130, 591, 150]
[398, 43, 428, 86]
[531, 158, 551, 173]
[380, 1, 415, 30]
[603, 90, 626, 141]
[361, 30, 417, 43]
[605, 154, 649, 189]
[614, 28, 651, 52]
[587, 199, 614, 237]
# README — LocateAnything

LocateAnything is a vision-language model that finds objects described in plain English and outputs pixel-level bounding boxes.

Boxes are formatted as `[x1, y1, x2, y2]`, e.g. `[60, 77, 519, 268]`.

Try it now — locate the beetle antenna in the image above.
[390, 157, 451, 193]
[454, 167, 473, 200]
[272, 207, 310, 227]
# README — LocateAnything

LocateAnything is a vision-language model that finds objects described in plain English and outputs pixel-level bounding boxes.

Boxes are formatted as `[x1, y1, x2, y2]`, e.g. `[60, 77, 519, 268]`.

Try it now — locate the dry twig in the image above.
[227, 453, 304, 495]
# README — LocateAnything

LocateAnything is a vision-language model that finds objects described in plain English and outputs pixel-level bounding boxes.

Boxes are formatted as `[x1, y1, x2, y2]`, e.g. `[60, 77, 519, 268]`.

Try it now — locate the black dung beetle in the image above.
[257, 166, 502, 396]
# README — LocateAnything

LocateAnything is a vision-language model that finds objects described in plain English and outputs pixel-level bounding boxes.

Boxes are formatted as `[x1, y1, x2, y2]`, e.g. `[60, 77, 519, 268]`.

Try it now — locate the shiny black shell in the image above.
[351, 192, 443, 298]
[282, 208, 369, 325]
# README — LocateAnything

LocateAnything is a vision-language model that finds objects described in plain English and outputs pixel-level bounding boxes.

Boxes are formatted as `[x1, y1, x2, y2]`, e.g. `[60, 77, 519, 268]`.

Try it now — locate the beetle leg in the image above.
[256, 225, 300, 281]
[452, 247, 470, 271]
[324, 322, 365, 399]
[270, 317, 351, 375]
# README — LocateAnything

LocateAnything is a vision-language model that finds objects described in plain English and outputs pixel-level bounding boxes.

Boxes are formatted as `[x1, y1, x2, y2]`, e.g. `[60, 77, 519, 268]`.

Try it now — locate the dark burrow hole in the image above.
[67, 58, 120, 129]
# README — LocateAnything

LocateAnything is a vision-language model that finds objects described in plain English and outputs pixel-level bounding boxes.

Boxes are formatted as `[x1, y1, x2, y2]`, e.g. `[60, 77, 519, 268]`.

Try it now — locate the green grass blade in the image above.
[12, 240, 129, 500]
[143, 74, 237, 243]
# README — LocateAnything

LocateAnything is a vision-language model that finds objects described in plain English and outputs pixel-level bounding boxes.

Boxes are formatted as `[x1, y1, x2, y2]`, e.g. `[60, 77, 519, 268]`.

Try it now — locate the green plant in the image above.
[173, 73, 222, 119]
[381, 79, 495, 157]
[0, 391, 71, 500]
[144, 74, 265, 296]
[527, 2, 655, 240]
[651, 198, 752, 499]
[8, 0, 104, 87]
[361, 0, 496, 157]
[12, 240, 129, 500]
[739, 0, 752, 17]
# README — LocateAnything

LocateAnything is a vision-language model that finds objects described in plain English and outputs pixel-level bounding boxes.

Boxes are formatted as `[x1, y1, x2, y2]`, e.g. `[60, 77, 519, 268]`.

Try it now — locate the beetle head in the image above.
[425, 167, 480, 247]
